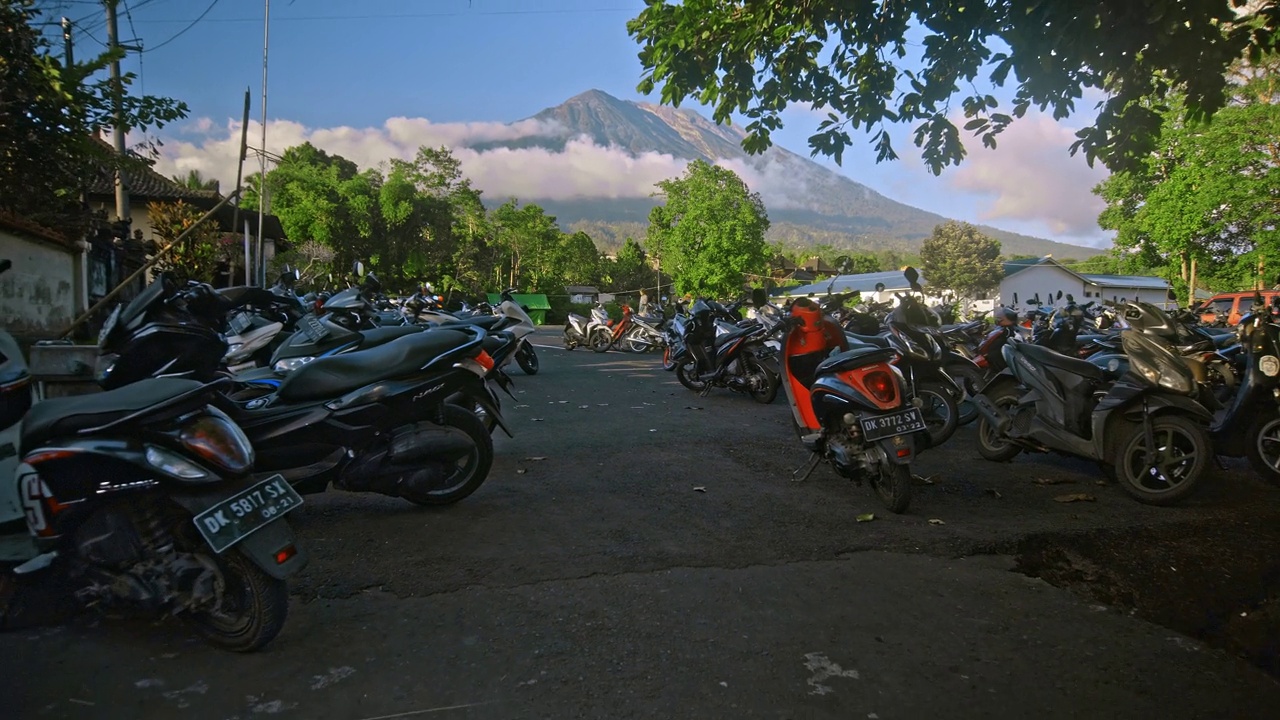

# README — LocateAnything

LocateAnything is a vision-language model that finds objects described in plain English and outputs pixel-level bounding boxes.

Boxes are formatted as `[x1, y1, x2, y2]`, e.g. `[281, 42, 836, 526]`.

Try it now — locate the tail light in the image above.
[865, 370, 896, 404]
[457, 350, 495, 378]
[178, 408, 254, 476]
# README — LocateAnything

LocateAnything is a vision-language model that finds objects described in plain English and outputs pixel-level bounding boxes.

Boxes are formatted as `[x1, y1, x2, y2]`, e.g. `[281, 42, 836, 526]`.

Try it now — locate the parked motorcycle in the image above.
[974, 329, 1213, 505]
[675, 299, 780, 403]
[0, 267, 306, 651]
[97, 278, 508, 506]
[779, 298, 923, 513]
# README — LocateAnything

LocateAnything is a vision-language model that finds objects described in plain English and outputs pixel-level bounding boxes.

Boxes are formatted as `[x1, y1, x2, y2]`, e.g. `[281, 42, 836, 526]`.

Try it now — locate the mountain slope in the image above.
[474, 89, 1102, 259]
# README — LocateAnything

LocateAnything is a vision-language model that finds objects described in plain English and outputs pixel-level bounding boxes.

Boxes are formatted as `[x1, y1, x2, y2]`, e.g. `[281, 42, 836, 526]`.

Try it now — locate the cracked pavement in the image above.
[2, 327, 1277, 718]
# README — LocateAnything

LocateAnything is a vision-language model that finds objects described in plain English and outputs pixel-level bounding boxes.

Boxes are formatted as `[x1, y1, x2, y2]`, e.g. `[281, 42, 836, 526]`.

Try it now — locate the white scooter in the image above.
[0, 259, 38, 561]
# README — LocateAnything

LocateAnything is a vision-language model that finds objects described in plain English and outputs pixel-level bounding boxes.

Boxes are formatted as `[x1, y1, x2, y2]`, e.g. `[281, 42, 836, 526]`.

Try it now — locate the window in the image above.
[1239, 297, 1255, 313]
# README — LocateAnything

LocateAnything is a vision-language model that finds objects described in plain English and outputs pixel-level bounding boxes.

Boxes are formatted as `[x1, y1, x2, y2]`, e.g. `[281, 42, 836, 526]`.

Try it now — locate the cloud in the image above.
[946, 112, 1110, 239]
[148, 116, 692, 202]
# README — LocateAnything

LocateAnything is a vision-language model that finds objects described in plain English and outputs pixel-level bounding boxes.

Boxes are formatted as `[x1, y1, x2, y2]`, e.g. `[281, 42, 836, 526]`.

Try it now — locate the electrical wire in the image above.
[140, 0, 218, 53]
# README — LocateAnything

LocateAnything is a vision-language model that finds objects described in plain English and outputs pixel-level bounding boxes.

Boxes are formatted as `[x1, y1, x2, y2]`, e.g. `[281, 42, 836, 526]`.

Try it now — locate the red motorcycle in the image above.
[593, 303, 635, 353]
[779, 298, 925, 513]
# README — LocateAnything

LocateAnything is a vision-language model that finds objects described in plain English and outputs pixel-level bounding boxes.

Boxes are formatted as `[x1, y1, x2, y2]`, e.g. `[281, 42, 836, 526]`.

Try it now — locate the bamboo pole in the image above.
[60, 189, 241, 339]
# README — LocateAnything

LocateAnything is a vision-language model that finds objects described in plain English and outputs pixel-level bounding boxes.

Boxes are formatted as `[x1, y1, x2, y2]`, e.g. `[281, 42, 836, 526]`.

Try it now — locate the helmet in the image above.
[993, 306, 1018, 324]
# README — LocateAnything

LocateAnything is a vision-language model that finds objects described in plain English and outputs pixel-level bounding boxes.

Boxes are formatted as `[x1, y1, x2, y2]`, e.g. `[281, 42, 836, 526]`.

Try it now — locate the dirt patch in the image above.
[1014, 513, 1280, 676]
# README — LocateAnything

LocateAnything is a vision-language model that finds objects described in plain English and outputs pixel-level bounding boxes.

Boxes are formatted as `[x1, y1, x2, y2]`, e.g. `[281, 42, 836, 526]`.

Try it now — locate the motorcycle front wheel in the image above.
[621, 328, 648, 353]
[516, 342, 539, 375]
[676, 359, 707, 391]
[1245, 408, 1280, 486]
[872, 463, 912, 514]
[184, 547, 289, 653]
[1114, 414, 1209, 505]
[661, 345, 677, 371]
[915, 380, 959, 447]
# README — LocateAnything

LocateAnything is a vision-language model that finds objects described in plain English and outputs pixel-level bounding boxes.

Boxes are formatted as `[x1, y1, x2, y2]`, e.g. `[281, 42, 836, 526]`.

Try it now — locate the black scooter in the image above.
[975, 329, 1213, 505]
[3, 310, 306, 651]
[1208, 291, 1280, 484]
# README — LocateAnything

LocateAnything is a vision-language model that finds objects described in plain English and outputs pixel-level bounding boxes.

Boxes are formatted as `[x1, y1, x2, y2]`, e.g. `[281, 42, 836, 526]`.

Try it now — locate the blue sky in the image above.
[38, 0, 1113, 250]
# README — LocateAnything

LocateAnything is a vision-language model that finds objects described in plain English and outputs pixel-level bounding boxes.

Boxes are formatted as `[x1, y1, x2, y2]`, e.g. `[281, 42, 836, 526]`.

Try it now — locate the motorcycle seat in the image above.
[360, 324, 425, 349]
[435, 315, 505, 332]
[20, 378, 207, 454]
[278, 329, 476, 402]
[845, 332, 891, 349]
[714, 325, 757, 347]
[1016, 343, 1105, 381]
[816, 346, 899, 376]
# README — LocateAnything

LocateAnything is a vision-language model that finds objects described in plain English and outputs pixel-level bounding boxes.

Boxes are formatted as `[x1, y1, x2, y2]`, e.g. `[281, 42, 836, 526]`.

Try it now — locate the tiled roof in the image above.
[86, 138, 219, 202]
[0, 210, 76, 250]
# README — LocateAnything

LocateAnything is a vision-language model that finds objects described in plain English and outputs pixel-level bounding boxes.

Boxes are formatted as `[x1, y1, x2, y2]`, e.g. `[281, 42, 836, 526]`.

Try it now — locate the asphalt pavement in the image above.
[2, 326, 1277, 719]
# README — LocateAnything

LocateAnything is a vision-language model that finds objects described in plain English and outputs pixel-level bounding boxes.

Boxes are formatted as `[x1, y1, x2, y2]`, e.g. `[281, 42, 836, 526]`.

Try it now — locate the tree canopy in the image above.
[0, 0, 187, 232]
[1094, 88, 1280, 295]
[627, 0, 1279, 174]
[919, 221, 1002, 300]
[646, 159, 770, 298]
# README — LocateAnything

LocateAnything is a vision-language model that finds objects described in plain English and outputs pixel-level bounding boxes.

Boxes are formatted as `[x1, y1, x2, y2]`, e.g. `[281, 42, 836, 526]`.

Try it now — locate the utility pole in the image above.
[104, 0, 130, 223]
[61, 17, 74, 66]
[258, 0, 271, 286]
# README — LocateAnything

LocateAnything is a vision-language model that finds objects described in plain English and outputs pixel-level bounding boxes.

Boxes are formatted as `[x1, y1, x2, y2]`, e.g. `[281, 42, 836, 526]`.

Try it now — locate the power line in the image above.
[140, 0, 218, 53]
[120, 6, 637, 25]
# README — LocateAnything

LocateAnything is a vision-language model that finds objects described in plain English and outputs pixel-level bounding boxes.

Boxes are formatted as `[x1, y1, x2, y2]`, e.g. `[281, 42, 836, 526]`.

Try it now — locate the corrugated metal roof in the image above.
[1002, 257, 1046, 277]
[1081, 274, 1171, 289]
[780, 270, 922, 296]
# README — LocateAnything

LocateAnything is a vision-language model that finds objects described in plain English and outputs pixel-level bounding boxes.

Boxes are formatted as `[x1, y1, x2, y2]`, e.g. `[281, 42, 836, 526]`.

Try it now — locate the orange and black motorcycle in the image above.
[779, 298, 925, 513]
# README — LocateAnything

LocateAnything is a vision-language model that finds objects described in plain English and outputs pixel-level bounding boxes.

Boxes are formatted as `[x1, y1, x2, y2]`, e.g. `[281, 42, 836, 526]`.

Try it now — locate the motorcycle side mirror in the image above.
[1056, 290, 1063, 300]
[874, 282, 885, 293]
[1167, 289, 1178, 302]
[1031, 293, 1041, 305]
[352, 260, 365, 277]
[1065, 293, 1074, 303]
[751, 287, 767, 308]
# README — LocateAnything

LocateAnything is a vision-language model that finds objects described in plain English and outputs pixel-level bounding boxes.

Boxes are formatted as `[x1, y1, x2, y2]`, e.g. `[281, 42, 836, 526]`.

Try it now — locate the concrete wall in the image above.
[999, 265, 1087, 309]
[0, 229, 79, 339]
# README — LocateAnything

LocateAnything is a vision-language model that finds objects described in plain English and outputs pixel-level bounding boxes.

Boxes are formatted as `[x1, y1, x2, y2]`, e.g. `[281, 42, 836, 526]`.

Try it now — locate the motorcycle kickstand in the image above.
[793, 452, 822, 482]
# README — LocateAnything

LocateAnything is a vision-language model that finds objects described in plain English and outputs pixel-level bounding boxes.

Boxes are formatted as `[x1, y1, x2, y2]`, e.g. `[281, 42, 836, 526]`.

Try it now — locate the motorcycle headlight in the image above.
[1261, 355, 1280, 377]
[273, 356, 315, 373]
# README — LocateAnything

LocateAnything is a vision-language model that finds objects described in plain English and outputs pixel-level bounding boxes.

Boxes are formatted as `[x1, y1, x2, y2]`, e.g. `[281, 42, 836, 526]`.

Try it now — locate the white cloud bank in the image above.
[151, 116, 693, 202]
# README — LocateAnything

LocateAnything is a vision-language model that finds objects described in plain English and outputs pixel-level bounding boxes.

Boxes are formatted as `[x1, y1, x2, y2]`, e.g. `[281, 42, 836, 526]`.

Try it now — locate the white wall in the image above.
[998, 265, 1086, 308]
[0, 230, 80, 338]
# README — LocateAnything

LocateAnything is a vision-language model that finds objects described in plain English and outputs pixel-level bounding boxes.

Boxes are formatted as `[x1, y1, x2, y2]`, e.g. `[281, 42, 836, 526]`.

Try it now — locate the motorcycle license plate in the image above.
[860, 407, 927, 441]
[192, 475, 304, 554]
[229, 311, 253, 335]
[300, 315, 329, 341]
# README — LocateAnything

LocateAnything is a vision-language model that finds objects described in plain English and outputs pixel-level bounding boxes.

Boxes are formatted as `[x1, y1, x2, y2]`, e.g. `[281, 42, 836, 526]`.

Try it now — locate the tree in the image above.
[627, 1, 1279, 174]
[148, 200, 225, 282]
[920, 221, 1002, 301]
[492, 200, 563, 291]
[1094, 95, 1280, 293]
[605, 237, 652, 292]
[171, 169, 220, 193]
[0, 0, 187, 232]
[646, 160, 770, 298]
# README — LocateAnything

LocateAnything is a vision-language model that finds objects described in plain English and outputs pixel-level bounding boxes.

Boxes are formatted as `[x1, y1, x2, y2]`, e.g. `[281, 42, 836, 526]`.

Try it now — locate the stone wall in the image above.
[0, 226, 79, 340]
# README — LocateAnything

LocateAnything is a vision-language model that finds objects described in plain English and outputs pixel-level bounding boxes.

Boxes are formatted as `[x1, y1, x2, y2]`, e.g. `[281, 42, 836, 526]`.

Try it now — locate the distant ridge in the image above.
[471, 89, 1103, 259]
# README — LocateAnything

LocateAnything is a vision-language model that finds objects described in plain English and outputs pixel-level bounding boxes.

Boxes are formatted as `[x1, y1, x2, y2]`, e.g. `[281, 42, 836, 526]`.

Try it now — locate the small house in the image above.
[1000, 257, 1173, 309]
[564, 285, 599, 304]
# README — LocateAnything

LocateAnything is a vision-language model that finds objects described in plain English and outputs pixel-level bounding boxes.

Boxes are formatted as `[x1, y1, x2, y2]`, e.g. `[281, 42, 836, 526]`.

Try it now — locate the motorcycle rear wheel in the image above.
[403, 405, 494, 506]
[915, 380, 959, 447]
[184, 548, 289, 653]
[745, 354, 778, 404]
[976, 385, 1022, 462]
[872, 463, 912, 514]
[622, 328, 647, 353]
[589, 329, 612, 353]
[1114, 414, 1209, 505]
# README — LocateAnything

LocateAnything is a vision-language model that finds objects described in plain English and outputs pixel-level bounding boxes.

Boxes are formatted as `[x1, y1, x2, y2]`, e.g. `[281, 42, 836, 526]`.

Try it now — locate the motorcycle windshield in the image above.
[1121, 330, 1195, 395]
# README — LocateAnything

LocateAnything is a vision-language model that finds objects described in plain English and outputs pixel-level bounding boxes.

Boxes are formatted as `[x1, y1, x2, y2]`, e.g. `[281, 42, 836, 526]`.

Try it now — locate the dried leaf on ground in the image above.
[579, 405, 589, 409]
[1034, 477, 1075, 486]
[693, 486, 706, 493]
[928, 518, 946, 525]
[515, 469, 527, 475]
[524, 456, 548, 461]
[1054, 493, 1097, 503]
[986, 489, 1003, 499]
[856, 513, 876, 523]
